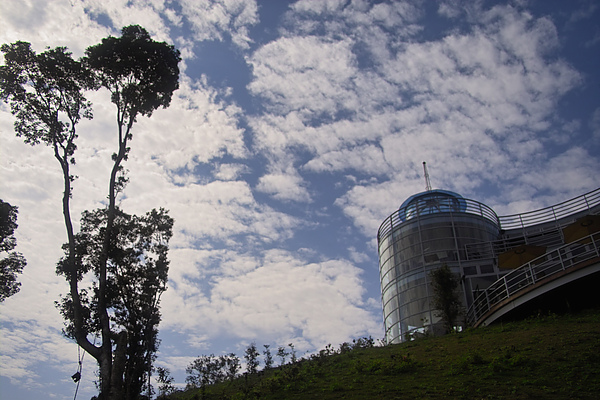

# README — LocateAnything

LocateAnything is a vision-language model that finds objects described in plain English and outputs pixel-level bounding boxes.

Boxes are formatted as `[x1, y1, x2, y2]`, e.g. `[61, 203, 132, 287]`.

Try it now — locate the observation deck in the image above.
[377, 190, 499, 244]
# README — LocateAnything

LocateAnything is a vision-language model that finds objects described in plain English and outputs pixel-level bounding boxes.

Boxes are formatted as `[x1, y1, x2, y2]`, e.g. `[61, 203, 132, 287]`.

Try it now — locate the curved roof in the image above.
[399, 189, 467, 221]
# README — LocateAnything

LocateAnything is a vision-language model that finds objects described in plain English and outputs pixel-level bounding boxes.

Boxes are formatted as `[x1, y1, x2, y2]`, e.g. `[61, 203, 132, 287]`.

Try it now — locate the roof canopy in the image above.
[399, 189, 467, 221]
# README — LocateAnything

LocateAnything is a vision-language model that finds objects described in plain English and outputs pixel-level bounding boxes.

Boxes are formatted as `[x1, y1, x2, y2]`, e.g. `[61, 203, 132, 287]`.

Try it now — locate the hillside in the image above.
[167, 308, 600, 399]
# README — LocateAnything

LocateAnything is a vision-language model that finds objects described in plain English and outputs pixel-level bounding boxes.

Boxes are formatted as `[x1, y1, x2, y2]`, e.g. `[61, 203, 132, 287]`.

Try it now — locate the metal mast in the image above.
[423, 161, 432, 191]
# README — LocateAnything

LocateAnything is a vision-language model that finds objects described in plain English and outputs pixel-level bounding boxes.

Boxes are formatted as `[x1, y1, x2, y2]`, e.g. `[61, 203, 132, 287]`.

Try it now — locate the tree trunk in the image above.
[110, 331, 127, 400]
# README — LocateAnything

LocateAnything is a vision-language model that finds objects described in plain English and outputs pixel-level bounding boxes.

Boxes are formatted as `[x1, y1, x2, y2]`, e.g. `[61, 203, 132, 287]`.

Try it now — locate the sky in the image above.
[1, 0, 599, 398]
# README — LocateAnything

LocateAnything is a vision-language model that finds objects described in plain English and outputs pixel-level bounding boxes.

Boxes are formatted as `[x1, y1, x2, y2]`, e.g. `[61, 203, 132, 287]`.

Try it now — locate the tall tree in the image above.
[82, 25, 180, 398]
[429, 264, 463, 334]
[0, 200, 26, 302]
[1, 25, 180, 400]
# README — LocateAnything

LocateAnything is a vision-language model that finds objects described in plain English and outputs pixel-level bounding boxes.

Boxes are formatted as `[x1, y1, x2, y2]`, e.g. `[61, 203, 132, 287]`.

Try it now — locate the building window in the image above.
[480, 264, 495, 274]
[463, 266, 477, 275]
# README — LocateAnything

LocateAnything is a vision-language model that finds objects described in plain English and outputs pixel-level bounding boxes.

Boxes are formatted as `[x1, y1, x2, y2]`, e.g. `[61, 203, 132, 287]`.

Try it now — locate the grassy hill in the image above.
[167, 308, 600, 399]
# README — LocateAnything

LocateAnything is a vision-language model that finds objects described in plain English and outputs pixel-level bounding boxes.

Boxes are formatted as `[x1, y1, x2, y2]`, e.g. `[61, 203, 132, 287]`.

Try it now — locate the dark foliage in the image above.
[84, 25, 180, 122]
[244, 343, 260, 375]
[429, 264, 463, 334]
[0, 41, 94, 149]
[276, 346, 288, 366]
[186, 353, 241, 399]
[56, 207, 173, 399]
[156, 367, 177, 399]
[263, 345, 273, 370]
[0, 200, 26, 302]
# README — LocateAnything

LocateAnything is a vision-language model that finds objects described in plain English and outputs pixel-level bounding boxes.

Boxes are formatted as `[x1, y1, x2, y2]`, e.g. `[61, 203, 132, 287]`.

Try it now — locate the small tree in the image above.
[186, 355, 222, 389]
[288, 343, 297, 364]
[224, 353, 241, 381]
[186, 353, 240, 398]
[263, 344, 273, 369]
[244, 343, 260, 374]
[155, 367, 176, 399]
[429, 265, 463, 334]
[276, 346, 289, 366]
[0, 200, 26, 302]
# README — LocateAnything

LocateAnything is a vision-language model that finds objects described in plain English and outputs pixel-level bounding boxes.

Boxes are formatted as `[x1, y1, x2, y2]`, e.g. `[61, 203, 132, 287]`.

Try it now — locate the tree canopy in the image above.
[0, 41, 93, 150]
[85, 24, 180, 122]
[0, 200, 26, 302]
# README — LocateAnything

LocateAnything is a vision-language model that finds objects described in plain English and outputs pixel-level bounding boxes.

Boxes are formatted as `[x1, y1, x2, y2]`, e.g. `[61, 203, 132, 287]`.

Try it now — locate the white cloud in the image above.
[162, 248, 380, 350]
[335, 178, 419, 239]
[0, 0, 108, 57]
[248, 36, 359, 116]
[213, 163, 250, 180]
[303, 144, 388, 175]
[132, 75, 248, 171]
[76, 0, 173, 40]
[0, 322, 75, 382]
[288, 0, 422, 41]
[256, 170, 312, 203]
[518, 147, 600, 195]
[248, 2, 589, 226]
[179, 0, 259, 49]
[122, 177, 301, 246]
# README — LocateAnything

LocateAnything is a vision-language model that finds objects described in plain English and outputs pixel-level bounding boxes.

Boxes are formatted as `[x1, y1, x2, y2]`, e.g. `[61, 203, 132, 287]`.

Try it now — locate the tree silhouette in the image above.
[1, 25, 180, 400]
[0, 200, 26, 302]
[56, 207, 173, 399]
[263, 344, 274, 369]
[244, 342, 260, 374]
[429, 265, 463, 334]
[83, 26, 180, 397]
[0, 41, 93, 350]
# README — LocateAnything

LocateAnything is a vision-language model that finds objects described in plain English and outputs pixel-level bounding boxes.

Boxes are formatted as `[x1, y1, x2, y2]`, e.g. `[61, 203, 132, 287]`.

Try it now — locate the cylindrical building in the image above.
[378, 189, 501, 343]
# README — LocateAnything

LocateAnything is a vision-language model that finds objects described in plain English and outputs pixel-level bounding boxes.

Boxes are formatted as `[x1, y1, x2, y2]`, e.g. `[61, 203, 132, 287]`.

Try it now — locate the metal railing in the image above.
[464, 226, 565, 261]
[498, 188, 600, 230]
[378, 188, 600, 245]
[377, 197, 499, 243]
[466, 232, 600, 326]
[463, 188, 600, 261]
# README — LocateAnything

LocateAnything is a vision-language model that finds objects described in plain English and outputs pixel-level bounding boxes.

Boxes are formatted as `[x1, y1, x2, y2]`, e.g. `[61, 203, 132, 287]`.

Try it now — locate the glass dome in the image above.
[399, 189, 467, 221]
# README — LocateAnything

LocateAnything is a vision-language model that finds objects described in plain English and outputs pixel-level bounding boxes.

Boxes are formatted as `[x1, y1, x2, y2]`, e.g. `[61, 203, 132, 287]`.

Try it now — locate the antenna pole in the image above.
[423, 162, 432, 191]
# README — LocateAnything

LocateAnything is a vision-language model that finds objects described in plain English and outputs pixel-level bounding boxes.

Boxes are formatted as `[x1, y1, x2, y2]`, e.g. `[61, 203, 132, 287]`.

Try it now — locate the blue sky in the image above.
[1, 0, 599, 398]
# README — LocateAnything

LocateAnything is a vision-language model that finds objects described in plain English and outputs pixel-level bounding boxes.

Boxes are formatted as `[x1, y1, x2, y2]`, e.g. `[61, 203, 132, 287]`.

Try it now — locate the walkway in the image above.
[466, 232, 600, 328]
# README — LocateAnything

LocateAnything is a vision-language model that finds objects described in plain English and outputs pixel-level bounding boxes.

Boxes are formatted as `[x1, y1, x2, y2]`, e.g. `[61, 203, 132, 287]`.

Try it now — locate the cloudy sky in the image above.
[1, 0, 599, 398]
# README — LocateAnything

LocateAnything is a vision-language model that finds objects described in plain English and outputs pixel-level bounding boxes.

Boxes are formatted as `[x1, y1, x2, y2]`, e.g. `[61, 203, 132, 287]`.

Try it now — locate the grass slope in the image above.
[169, 309, 600, 399]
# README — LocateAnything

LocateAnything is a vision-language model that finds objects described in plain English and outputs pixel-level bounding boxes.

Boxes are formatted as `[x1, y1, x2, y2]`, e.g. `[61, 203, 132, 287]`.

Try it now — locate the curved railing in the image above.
[466, 232, 600, 326]
[498, 188, 600, 230]
[377, 197, 499, 243]
[379, 188, 600, 244]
